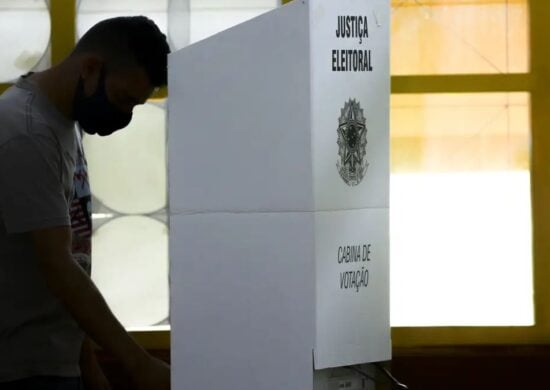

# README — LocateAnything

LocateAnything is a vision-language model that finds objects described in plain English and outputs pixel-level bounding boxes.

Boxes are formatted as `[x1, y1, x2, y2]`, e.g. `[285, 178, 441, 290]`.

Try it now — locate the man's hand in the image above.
[80, 338, 111, 390]
[131, 355, 171, 390]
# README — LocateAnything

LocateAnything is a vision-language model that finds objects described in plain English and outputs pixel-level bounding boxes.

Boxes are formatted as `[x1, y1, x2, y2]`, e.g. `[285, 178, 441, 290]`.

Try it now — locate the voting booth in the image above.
[169, 0, 390, 388]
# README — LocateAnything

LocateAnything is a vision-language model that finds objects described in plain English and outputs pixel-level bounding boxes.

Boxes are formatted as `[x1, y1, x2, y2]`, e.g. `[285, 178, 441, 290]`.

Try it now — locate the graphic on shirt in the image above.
[70, 129, 92, 275]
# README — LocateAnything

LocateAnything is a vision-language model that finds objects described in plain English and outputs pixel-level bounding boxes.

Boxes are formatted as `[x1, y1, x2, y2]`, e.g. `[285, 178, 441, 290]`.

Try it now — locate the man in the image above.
[0, 16, 171, 389]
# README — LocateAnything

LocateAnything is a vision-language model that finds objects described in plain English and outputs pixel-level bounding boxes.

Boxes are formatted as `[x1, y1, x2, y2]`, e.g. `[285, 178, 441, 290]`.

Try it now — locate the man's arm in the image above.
[32, 226, 170, 390]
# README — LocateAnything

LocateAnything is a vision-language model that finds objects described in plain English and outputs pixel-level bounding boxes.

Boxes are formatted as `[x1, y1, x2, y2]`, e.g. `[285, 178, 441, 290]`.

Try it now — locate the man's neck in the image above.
[30, 63, 78, 121]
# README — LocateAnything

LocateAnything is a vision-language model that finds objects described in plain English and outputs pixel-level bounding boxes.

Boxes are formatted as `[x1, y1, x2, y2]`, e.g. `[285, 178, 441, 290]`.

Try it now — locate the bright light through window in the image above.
[190, 0, 278, 43]
[390, 92, 533, 327]
[0, 0, 50, 82]
[390, 170, 533, 326]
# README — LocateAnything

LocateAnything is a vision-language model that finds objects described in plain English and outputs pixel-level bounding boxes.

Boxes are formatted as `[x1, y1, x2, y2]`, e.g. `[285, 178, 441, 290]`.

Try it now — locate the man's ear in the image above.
[79, 55, 103, 96]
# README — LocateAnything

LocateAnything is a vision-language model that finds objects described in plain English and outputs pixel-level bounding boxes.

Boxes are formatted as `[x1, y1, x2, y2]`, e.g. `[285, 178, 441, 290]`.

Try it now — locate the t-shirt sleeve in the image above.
[0, 135, 70, 233]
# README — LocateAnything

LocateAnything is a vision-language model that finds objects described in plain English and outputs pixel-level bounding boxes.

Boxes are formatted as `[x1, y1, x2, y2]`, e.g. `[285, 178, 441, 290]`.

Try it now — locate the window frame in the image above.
[389, 0, 543, 348]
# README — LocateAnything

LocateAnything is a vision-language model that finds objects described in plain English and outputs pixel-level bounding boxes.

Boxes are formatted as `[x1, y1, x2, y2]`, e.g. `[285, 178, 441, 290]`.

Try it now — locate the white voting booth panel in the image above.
[169, 1, 390, 389]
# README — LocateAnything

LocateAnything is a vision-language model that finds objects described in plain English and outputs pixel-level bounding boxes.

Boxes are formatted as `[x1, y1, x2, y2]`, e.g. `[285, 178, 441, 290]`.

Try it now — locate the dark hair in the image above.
[73, 16, 170, 86]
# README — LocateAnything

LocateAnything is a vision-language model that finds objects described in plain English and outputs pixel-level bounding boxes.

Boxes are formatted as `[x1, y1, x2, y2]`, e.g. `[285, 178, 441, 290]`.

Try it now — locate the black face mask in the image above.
[73, 68, 133, 136]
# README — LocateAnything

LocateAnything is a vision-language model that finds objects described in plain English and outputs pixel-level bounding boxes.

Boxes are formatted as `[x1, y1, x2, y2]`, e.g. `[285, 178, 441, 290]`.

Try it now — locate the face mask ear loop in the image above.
[95, 65, 108, 96]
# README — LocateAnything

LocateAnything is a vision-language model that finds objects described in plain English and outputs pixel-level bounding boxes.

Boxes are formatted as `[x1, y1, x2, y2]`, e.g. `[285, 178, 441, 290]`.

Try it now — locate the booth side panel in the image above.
[170, 212, 316, 390]
[168, 1, 313, 214]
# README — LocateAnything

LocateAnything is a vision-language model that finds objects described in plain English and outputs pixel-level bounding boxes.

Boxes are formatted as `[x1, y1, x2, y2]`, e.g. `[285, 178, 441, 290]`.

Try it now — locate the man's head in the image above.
[70, 16, 170, 136]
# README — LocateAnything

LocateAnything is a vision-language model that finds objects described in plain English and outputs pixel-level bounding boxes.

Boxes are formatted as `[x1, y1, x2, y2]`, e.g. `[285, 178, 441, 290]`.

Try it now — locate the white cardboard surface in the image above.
[309, 0, 391, 368]
[169, 0, 391, 387]
[314, 208, 391, 368]
[170, 212, 315, 390]
[168, 0, 312, 213]
[311, 0, 390, 211]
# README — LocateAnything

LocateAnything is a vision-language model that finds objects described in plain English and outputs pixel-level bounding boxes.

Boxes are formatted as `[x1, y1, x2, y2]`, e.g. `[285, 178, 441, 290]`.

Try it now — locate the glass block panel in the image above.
[78, 0, 169, 40]
[391, 93, 530, 172]
[83, 101, 167, 214]
[0, 0, 50, 82]
[391, 0, 529, 75]
[91, 215, 169, 328]
[168, 0, 190, 50]
[78, 0, 190, 50]
[390, 93, 533, 326]
[190, 0, 278, 43]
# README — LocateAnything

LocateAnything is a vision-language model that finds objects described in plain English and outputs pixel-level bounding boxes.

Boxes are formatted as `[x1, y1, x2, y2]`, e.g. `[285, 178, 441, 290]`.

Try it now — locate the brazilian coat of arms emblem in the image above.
[337, 99, 369, 186]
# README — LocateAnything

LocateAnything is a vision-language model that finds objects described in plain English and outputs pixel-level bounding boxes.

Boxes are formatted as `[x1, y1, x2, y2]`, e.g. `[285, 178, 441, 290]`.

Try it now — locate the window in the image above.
[190, 0, 278, 43]
[389, 0, 533, 330]
[390, 93, 532, 326]
[82, 101, 169, 329]
[76, 0, 279, 330]
[391, 0, 529, 75]
[0, 0, 50, 82]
